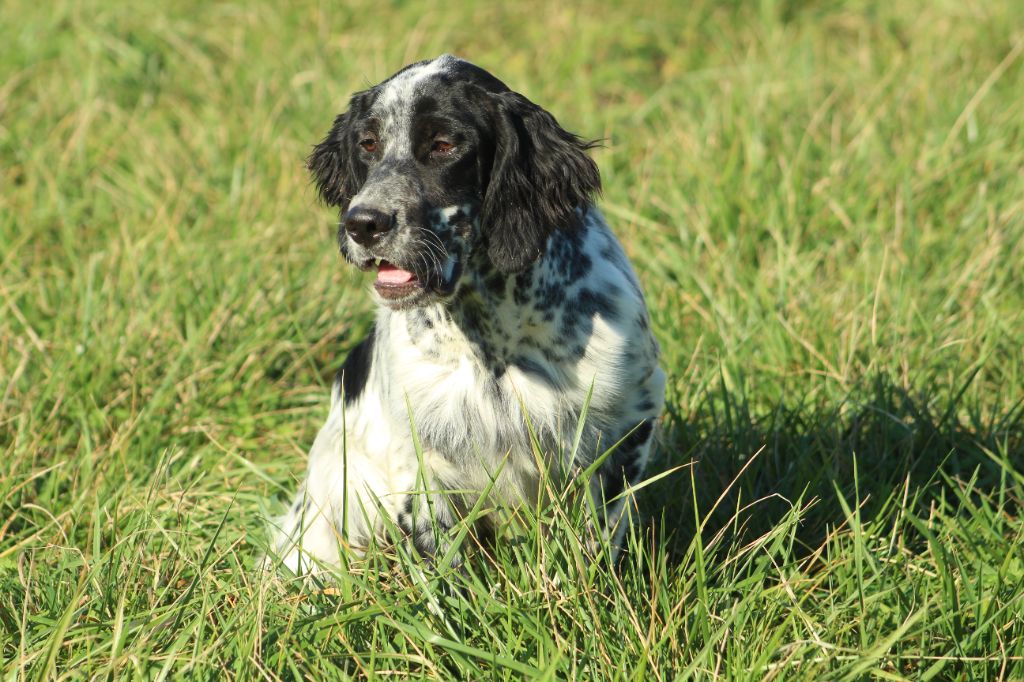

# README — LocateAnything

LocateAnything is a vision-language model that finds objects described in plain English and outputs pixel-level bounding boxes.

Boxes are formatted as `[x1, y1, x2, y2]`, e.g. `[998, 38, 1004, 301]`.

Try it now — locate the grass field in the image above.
[3, 0, 1024, 678]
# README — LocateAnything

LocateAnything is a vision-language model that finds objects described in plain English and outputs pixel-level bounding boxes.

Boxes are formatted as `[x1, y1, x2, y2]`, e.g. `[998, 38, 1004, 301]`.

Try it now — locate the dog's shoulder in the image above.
[330, 326, 377, 407]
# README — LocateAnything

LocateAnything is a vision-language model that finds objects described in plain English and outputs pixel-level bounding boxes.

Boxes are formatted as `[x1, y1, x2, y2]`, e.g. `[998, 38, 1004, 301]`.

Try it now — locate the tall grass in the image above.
[2, 0, 1023, 678]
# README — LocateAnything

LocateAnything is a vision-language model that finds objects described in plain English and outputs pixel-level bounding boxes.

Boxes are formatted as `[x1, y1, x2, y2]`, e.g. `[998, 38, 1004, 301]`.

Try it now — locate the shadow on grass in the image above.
[645, 372, 1024, 561]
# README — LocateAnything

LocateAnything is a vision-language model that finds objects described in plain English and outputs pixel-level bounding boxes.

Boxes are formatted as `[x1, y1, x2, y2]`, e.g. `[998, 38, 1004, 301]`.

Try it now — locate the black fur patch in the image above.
[601, 420, 654, 503]
[576, 288, 618, 320]
[336, 327, 375, 405]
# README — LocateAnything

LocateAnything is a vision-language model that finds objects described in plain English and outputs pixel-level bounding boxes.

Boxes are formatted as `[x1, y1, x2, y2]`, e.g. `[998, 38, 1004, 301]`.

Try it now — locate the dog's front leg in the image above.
[394, 480, 470, 571]
[267, 396, 419, 575]
[589, 417, 657, 561]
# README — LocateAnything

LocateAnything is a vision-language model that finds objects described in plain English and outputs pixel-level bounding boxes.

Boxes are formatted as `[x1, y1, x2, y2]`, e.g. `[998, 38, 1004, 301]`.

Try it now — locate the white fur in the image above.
[268, 210, 665, 574]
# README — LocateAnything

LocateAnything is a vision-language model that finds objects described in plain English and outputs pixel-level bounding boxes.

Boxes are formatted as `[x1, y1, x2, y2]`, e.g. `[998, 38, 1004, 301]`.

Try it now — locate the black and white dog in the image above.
[270, 55, 664, 573]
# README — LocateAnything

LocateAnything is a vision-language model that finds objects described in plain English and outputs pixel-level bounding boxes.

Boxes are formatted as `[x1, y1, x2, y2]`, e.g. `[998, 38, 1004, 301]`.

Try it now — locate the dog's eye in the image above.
[359, 136, 378, 153]
[431, 138, 455, 155]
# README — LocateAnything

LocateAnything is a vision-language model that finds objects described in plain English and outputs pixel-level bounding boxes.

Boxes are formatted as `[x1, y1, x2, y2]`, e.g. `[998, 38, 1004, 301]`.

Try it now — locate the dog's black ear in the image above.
[481, 91, 601, 274]
[307, 91, 374, 209]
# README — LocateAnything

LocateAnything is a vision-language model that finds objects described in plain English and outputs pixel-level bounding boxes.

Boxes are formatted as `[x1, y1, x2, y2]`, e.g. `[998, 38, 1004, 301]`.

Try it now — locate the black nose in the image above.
[343, 207, 394, 247]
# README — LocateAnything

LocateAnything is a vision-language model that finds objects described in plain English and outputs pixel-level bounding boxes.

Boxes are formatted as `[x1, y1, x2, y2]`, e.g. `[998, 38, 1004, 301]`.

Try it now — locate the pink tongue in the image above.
[376, 263, 416, 285]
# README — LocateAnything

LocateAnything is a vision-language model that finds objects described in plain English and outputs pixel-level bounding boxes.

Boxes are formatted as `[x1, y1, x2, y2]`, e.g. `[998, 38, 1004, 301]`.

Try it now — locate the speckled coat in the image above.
[269, 55, 665, 574]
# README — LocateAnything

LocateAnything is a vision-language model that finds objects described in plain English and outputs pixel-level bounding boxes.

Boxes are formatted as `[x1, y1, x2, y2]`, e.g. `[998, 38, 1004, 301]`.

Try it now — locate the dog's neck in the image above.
[387, 253, 522, 374]
[381, 221, 601, 380]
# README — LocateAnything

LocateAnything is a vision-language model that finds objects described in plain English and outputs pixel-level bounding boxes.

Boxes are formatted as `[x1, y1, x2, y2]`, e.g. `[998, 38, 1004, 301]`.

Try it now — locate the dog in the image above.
[269, 55, 665, 574]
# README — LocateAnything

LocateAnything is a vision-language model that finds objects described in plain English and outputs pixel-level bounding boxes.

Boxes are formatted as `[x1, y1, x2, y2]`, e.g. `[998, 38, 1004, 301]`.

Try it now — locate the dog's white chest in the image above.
[384, 314, 566, 460]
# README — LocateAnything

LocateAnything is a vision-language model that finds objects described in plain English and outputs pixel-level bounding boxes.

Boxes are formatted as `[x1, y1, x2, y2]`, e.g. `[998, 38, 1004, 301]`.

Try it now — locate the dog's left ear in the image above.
[481, 91, 601, 274]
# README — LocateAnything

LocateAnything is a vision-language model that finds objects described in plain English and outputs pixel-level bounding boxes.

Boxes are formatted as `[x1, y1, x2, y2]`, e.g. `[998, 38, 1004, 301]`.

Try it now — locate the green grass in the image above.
[2, 0, 1023, 678]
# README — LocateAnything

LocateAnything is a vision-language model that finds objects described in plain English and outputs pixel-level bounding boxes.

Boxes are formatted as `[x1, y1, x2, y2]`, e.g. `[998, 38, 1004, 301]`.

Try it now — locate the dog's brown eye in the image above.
[431, 139, 454, 154]
[359, 137, 377, 153]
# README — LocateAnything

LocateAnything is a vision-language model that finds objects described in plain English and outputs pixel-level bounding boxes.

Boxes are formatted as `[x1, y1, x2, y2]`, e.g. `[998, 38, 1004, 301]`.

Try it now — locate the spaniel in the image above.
[269, 55, 665, 573]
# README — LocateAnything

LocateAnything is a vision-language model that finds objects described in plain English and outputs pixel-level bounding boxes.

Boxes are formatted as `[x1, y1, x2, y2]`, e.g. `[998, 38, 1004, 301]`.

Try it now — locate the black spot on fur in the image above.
[548, 229, 592, 280]
[484, 269, 507, 296]
[407, 311, 436, 338]
[336, 327, 375, 405]
[600, 420, 654, 503]
[537, 281, 566, 309]
[576, 288, 618, 320]
[566, 252, 593, 281]
[513, 270, 534, 305]
[413, 95, 439, 116]
[513, 355, 559, 387]
[635, 399, 656, 413]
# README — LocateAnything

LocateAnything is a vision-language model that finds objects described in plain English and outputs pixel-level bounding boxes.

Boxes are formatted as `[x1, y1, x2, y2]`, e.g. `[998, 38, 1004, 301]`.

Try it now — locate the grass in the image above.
[2, 0, 1023, 678]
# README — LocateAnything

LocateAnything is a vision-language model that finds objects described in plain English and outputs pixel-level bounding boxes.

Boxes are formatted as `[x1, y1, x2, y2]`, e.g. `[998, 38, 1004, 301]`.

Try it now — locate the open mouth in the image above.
[373, 259, 424, 300]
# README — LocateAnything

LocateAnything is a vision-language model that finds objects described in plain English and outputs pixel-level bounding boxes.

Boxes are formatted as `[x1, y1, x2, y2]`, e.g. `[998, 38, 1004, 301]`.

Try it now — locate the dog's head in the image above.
[308, 55, 600, 309]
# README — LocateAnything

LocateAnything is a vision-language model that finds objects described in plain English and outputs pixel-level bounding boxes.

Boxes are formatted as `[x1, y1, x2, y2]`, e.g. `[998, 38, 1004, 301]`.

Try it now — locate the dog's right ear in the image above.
[307, 90, 374, 209]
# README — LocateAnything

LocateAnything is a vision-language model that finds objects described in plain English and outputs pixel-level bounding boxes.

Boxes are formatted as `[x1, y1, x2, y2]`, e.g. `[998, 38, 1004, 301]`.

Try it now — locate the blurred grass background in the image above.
[2, 0, 1023, 678]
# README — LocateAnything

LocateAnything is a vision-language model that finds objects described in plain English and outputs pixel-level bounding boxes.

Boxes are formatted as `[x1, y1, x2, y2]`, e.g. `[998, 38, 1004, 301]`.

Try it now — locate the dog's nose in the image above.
[343, 207, 394, 246]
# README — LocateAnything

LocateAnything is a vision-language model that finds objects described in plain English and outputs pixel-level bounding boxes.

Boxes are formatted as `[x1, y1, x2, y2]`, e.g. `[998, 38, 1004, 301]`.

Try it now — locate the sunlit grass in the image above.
[2, 0, 1023, 678]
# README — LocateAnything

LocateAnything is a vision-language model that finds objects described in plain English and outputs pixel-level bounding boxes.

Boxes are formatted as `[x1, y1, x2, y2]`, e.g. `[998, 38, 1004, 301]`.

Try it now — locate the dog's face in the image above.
[308, 55, 601, 309]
